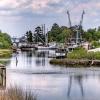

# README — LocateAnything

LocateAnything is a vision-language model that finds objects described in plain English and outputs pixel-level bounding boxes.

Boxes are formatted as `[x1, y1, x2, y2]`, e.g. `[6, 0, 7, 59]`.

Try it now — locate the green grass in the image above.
[0, 49, 12, 58]
[67, 47, 88, 59]
[91, 41, 100, 48]
[50, 47, 100, 66]
[67, 47, 100, 60]
[0, 49, 12, 65]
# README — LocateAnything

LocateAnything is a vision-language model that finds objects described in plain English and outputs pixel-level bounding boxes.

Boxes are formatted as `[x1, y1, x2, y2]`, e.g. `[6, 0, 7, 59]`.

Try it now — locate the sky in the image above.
[0, 0, 100, 37]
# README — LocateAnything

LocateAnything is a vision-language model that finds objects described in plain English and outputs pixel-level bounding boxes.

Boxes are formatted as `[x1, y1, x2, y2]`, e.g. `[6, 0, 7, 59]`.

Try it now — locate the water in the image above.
[2, 50, 100, 100]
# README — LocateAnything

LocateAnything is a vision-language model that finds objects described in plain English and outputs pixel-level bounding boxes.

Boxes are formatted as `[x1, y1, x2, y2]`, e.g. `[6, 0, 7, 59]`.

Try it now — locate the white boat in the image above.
[36, 42, 57, 50]
[55, 48, 67, 58]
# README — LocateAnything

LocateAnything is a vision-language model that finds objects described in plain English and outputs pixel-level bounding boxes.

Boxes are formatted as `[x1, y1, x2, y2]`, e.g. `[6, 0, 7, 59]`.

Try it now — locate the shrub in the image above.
[67, 47, 100, 60]
[91, 41, 100, 48]
[0, 32, 12, 49]
[67, 47, 88, 59]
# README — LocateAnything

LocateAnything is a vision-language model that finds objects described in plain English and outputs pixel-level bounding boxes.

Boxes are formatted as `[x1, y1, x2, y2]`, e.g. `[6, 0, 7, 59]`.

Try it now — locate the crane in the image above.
[66, 10, 85, 48]
[79, 10, 85, 28]
[67, 10, 72, 28]
[76, 10, 85, 44]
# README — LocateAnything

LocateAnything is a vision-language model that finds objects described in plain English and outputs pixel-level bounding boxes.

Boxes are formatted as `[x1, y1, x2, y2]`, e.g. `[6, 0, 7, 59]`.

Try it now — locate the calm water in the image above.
[2, 50, 100, 100]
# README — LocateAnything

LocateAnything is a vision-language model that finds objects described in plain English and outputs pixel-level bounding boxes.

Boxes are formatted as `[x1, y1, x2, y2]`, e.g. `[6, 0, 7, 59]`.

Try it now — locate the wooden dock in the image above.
[0, 65, 6, 90]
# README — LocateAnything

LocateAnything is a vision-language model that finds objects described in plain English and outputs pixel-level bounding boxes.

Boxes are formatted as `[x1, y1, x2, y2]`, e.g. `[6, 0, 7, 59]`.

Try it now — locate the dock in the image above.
[0, 64, 6, 90]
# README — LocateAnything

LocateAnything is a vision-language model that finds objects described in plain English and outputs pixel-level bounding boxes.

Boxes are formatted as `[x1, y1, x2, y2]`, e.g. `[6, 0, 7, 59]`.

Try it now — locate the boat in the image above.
[35, 42, 57, 50]
[55, 48, 67, 58]
[20, 44, 37, 51]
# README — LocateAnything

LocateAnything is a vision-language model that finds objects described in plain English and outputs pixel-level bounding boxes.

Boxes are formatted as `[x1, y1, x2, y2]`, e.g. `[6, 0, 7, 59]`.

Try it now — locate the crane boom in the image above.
[67, 11, 72, 28]
[80, 10, 85, 27]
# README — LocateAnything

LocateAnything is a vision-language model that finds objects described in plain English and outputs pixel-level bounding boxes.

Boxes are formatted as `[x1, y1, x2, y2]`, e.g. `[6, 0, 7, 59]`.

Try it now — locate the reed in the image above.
[0, 87, 36, 100]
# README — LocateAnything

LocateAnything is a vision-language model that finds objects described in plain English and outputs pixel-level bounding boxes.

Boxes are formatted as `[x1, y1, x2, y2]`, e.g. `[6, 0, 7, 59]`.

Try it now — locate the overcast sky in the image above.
[0, 0, 100, 37]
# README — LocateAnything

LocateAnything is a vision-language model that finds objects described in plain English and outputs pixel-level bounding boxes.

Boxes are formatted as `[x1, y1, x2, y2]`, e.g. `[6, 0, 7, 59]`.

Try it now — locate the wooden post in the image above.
[0, 67, 6, 89]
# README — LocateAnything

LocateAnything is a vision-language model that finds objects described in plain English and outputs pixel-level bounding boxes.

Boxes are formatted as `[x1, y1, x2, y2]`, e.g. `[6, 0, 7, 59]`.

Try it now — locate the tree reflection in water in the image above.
[67, 75, 84, 97]
[35, 51, 49, 67]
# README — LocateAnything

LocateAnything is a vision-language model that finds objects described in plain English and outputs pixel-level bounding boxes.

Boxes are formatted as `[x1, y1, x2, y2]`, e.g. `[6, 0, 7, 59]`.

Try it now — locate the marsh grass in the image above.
[67, 47, 100, 60]
[0, 49, 12, 58]
[0, 87, 36, 100]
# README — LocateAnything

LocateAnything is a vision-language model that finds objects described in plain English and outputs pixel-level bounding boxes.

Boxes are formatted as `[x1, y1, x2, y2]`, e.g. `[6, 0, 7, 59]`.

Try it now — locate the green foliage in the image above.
[67, 47, 87, 59]
[0, 32, 12, 49]
[87, 52, 100, 60]
[67, 47, 100, 60]
[91, 41, 100, 48]
[34, 26, 45, 44]
[48, 23, 61, 42]
[26, 31, 33, 43]
[0, 49, 12, 58]
[48, 23, 71, 43]
[83, 27, 100, 42]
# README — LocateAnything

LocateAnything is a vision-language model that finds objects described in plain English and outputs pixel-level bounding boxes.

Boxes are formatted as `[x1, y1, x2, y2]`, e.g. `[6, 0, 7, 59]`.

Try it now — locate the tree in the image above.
[57, 27, 71, 43]
[48, 23, 61, 42]
[34, 26, 45, 44]
[0, 32, 12, 48]
[26, 31, 33, 43]
[83, 28, 97, 41]
[48, 24, 72, 43]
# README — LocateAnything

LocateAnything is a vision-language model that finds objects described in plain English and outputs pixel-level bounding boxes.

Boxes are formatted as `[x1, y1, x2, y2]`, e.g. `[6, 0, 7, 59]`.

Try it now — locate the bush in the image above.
[87, 52, 100, 60]
[67, 47, 88, 59]
[67, 47, 100, 60]
[91, 41, 100, 48]
[0, 32, 12, 49]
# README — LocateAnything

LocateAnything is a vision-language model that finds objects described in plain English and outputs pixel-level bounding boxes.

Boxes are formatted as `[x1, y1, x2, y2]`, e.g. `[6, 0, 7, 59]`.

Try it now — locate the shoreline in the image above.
[50, 59, 100, 67]
[0, 49, 12, 65]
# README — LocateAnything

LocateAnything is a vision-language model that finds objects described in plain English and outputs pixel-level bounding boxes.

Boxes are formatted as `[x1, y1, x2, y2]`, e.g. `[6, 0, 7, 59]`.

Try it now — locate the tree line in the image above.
[26, 23, 100, 44]
[0, 31, 12, 48]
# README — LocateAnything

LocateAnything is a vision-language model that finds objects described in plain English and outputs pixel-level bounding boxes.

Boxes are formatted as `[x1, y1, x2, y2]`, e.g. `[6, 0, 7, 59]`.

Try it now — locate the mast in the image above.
[46, 28, 48, 46]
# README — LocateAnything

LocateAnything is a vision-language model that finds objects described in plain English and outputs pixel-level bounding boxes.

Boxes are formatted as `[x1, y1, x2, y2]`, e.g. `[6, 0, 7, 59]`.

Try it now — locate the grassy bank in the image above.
[0, 87, 36, 100]
[50, 59, 100, 67]
[0, 49, 12, 58]
[0, 49, 12, 65]
[67, 47, 100, 60]
[50, 47, 100, 67]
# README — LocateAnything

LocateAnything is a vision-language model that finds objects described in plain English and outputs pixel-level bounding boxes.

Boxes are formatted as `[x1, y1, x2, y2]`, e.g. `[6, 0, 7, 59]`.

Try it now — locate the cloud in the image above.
[0, 0, 100, 16]
[0, 0, 100, 36]
[0, 0, 19, 8]
[0, 0, 63, 17]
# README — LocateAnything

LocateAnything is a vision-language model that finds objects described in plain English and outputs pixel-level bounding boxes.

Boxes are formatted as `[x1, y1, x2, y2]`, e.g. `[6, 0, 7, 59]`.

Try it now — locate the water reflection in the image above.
[6, 71, 100, 100]
[34, 51, 49, 67]
[16, 57, 18, 67]
[67, 75, 84, 97]
[6, 50, 100, 100]
[26, 51, 33, 57]
[0, 68, 6, 90]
